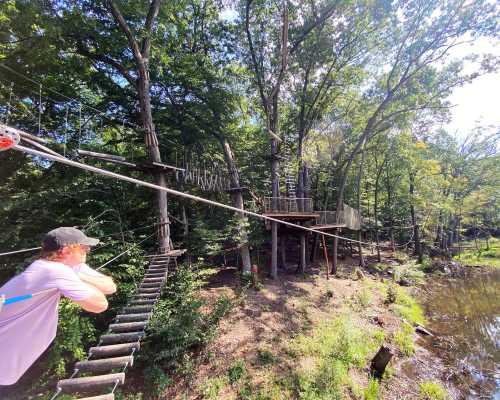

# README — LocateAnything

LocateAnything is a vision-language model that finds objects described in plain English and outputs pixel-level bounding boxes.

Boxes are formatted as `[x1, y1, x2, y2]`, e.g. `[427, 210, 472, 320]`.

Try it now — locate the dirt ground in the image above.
[163, 247, 462, 400]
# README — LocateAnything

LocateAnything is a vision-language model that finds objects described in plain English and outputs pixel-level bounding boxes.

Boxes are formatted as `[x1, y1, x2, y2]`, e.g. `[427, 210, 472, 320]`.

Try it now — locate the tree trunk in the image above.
[137, 69, 170, 252]
[356, 142, 366, 267]
[409, 171, 423, 263]
[270, 103, 280, 279]
[220, 138, 252, 274]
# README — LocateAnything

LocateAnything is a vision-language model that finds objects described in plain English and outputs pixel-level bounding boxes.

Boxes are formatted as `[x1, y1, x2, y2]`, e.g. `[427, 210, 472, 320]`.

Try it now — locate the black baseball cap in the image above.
[42, 227, 100, 252]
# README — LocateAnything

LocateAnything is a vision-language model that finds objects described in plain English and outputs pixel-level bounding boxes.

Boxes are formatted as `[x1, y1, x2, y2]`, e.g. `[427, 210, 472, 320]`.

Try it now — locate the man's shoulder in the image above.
[27, 259, 73, 276]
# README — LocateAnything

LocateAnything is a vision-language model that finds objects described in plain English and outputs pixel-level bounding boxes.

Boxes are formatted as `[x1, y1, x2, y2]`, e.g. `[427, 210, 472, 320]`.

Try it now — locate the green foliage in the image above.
[227, 359, 246, 384]
[356, 286, 373, 307]
[256, 348, 276, 366]
[144, 365, 172, 399]
[363, 378, 380, 400]
[394, 323, 415, 356]
[419, 381, 451, 400]
[454, 238, 500, 268]
[393, 260, 425, 285]
[200, 376, 228, 399]
[391, 286, 425, 326]
[143, 264, 233, 374]
[287, 314, 381, 399]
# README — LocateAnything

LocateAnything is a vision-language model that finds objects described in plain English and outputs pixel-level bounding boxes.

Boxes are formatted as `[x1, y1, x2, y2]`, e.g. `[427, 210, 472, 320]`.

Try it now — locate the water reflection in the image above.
[423, 269, 500, 399]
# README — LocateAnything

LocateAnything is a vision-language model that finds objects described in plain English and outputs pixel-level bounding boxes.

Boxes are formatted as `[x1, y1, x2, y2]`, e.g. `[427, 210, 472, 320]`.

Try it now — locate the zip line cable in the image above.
[0, 232, 157, 310]
[7, 138, 382, 248]
[0, 222, 159, 258]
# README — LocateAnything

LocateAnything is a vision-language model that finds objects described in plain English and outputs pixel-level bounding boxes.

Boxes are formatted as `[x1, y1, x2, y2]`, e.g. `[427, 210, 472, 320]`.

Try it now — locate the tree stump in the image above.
[370, 345, 394, 377]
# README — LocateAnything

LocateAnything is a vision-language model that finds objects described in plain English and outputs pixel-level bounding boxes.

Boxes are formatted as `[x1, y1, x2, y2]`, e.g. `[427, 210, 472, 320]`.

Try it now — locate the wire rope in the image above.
[9, 138, 384, 248]
[0, 223, 158, 258]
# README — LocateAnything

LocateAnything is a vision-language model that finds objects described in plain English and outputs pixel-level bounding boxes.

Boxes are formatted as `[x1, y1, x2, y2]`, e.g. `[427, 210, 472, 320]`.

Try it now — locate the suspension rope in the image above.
[0, 232, 156, 311]
[7, 136, 383, 248]
[96, 232, 156, 271]
[0, 222, 159, 258]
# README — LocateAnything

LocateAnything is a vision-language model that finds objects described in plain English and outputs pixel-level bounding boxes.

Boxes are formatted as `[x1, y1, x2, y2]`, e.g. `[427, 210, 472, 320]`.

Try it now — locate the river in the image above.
[422, 268, 500, 399]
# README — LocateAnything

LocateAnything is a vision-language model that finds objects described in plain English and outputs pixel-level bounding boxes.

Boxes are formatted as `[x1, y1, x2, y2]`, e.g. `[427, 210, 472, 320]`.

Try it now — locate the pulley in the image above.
[0, 125, 20, 151]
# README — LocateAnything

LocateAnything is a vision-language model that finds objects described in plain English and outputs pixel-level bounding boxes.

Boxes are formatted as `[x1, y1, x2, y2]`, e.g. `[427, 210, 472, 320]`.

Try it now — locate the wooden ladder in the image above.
[51, 254, 176, 400]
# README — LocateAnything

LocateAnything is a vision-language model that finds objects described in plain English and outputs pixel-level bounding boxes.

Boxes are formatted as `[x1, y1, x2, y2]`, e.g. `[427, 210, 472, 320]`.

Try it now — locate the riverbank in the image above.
[151, 253, 460, 400]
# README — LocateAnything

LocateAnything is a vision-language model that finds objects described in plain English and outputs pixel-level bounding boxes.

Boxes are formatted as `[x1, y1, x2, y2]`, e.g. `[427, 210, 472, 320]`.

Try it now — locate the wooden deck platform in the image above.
[310, 224, 346, 230]
[263, 212, 320, 220]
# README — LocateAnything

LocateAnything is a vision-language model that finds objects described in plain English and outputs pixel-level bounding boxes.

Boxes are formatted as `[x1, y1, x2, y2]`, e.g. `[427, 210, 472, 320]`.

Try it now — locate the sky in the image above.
[219, 8, 499, 140]
[444, 37, 500, 139]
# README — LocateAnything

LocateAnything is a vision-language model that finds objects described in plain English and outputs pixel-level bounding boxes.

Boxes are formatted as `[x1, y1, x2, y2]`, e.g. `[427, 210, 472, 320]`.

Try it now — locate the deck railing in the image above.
[316, 204, 361, 230]
[263, 197, 314, 213]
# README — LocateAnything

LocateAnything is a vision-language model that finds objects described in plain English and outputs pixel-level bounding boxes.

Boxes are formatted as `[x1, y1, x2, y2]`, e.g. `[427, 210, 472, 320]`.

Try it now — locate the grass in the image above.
[454, 238, 500, 268]
[200, 376, 229, 399]
[393, 323, 415, 356]
[391, 286, 425, 325]
[228, 359, 246, 384]
[356, 285, 373, 307]
[419, 380, 450, 400]
[363, 377, 380, 400]
[288, 313, 384, 399]
[256, 348, 276, 366]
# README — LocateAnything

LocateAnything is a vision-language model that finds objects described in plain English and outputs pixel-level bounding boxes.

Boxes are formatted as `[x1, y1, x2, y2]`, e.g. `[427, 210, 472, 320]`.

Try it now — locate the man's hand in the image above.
[77, 272, 117, 295]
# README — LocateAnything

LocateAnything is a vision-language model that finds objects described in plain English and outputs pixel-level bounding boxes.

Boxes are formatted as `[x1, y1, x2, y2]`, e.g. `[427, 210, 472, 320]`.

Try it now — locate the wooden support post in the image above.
[299, 232, 306, 273]
[271, 222, 278, 279]
[310, 233, 319, 262]
[321, 234, 330, 280]
[280, 234, 287, 270]
[332, 229, 338, 275]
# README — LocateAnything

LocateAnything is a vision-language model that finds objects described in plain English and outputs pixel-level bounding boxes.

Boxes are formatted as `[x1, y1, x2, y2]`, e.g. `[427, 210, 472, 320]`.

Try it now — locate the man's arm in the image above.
[73, 289, 109, 313]
[77, 272, 117, 295]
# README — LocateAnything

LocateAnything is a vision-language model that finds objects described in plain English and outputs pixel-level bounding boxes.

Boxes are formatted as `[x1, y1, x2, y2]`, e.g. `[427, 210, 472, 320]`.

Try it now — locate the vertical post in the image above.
[271, 223, 278, 279]
[280, 234, 287, 269]
[321, 233, 330, 280]
[332, 229, 338, 275]
[299, 232, 306, 273]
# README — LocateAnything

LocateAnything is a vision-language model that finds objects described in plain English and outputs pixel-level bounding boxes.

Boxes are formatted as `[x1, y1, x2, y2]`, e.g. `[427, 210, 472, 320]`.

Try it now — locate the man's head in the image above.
[41, 227, 99, 266]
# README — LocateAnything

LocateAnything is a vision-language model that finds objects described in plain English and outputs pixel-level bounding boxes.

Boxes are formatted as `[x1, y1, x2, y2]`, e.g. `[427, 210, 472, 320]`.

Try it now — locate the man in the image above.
[0, 227, 117, 386]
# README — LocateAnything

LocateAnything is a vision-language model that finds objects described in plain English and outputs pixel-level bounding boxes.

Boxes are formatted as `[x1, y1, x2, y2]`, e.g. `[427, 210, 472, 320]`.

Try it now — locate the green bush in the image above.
[228, 359, 246, 384]
[394, 324, 415, 356]
[142, 264, 234, 376]
[363, 377, 380, 400]
[419, 381, 450, 400]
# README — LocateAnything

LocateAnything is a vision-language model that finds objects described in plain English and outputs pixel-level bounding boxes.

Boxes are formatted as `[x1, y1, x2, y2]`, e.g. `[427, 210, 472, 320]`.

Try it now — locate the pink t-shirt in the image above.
[0, 260, 98, 385]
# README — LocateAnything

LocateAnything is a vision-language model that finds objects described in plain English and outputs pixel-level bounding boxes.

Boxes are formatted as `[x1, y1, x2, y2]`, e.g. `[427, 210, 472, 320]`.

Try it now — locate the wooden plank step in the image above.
[100, 332, 144, 345]
[131, 293, 157, 299]
[139, 282, 162, 288]
[123, 305, 153, 313]
[137, 288, 161, 294]
[109, 322, 147, 333]
[115, 313, 150, 322]
[75, 394, 114, 400]
[75, 356, 133, 373]
[57, 373, 125, 393]
[146, 269, 167, 274]
[89, 343, 140, 358]
[128, 299, 155, 306]
[142, 277, 164, 283]
[144, 273, 166, 278]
